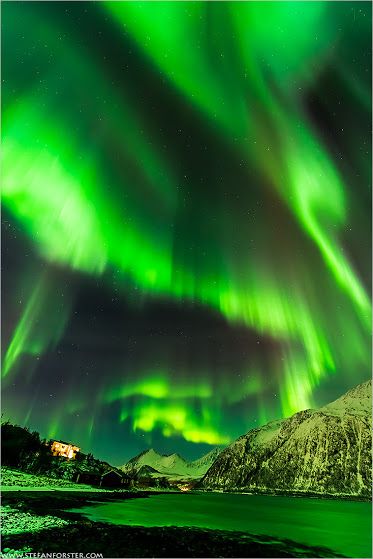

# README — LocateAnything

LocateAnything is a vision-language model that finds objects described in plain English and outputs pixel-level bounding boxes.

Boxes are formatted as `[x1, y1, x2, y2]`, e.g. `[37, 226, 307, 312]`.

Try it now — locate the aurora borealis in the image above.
[1, 1, 371, 464]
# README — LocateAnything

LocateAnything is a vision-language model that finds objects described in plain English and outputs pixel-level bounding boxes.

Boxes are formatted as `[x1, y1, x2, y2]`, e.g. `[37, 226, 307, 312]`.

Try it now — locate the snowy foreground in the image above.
[0, 504, 75, 558]
[1, 504, 72, 535]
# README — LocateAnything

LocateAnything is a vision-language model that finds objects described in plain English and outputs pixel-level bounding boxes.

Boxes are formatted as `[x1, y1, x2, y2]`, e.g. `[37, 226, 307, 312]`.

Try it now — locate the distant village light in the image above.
[50, 440, 80, 459]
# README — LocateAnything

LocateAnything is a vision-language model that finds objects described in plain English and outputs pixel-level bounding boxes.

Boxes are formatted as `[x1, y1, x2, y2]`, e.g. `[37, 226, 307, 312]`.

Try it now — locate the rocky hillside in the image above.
[200, 380, 372, 496]
[121, 447, 221, 479]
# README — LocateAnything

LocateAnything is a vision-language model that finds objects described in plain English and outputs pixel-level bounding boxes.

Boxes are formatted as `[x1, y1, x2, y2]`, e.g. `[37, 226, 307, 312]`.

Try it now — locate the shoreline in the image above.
[193, 488, 371, 502]
[2, 486, 369, 502]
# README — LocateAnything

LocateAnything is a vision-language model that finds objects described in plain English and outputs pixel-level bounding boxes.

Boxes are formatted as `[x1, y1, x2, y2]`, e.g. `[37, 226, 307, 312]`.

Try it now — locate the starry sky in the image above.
[1, 2, 371, 465]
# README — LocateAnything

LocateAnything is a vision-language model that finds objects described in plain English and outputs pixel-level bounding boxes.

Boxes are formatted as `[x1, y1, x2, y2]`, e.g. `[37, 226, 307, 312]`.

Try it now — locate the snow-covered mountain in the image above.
[121, 447, 221, 479]
[200, 380, 372, 496]
[189, 448, 221, 474]
[122, 449, 189, 476]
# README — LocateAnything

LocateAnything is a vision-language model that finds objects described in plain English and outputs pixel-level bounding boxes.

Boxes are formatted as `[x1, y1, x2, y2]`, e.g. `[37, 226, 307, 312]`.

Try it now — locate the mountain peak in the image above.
[121, 447, 222, 479]
[200, 380, 372, 496]
[127, 448, 159, 464]
[321, 379, 371, 417]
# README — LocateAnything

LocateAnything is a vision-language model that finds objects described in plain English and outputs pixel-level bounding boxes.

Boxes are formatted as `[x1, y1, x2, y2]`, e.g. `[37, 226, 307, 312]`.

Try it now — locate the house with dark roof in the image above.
[100, 469, 130, 488]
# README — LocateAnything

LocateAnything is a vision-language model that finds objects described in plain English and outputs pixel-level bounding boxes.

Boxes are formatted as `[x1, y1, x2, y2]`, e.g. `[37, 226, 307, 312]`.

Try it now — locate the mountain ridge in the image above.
[199, 380, 372, 496]
[121, 447, 222, 479]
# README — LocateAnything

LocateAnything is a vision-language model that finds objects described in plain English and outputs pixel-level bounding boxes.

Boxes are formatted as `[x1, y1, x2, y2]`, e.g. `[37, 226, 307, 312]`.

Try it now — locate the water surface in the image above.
[72, 492, 372, 558]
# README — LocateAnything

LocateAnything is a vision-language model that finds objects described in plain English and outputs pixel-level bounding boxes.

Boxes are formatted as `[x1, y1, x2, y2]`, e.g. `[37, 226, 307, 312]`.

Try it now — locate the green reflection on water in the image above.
[72, 493, 372, 558]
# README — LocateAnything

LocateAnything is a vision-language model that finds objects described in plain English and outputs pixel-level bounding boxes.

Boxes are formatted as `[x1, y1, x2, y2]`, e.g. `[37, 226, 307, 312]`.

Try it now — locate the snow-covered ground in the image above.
[0, 466, 104, 491]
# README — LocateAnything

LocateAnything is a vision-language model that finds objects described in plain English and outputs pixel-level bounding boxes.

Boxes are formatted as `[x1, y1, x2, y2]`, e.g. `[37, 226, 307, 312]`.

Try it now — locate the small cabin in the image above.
[100, 469, 129, 488]
[50, 440, 80, 459]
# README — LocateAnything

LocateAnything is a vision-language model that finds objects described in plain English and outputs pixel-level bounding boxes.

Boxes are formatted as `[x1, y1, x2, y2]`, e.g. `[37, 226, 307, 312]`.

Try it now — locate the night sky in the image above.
[2, 2, 371, 466]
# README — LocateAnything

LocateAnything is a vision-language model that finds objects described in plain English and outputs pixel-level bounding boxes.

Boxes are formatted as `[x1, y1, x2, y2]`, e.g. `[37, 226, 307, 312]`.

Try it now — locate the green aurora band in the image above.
[1, 2, 371, 456]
